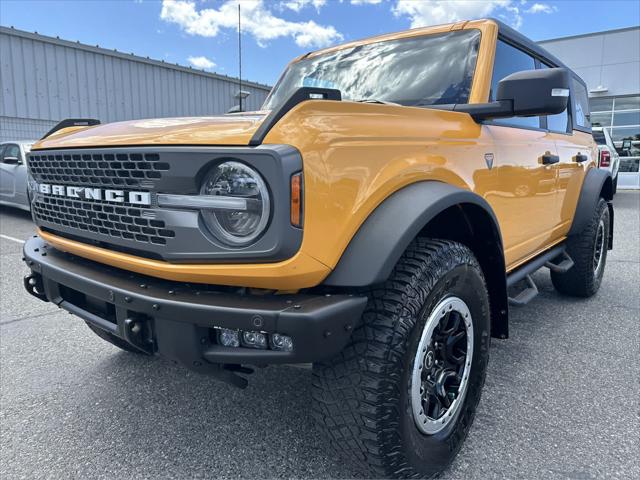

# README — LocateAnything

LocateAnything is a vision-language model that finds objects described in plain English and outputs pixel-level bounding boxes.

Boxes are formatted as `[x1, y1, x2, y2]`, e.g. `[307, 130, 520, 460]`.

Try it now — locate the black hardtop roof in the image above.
[489, 18, 570, 70]
[489, 18, 590, 88]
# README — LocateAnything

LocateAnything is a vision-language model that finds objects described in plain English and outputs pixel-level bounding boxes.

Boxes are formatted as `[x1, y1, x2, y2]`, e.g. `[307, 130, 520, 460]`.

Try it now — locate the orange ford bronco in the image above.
[23, 19, 613, 478]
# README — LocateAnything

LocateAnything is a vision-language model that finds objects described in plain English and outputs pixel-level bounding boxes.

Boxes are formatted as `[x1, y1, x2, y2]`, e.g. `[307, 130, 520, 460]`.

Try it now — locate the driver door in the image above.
[484, 40, 561, 268]
[0, 144, 21, 201]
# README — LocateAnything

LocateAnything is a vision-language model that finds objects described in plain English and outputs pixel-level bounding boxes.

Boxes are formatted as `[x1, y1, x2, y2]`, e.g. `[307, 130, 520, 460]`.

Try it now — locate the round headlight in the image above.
[200, 161, 270, 246]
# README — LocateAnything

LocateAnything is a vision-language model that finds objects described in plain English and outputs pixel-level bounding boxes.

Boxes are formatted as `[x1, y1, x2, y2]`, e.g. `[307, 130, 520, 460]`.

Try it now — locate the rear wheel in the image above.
[312, 239, 491, 478]
[612, 174, 618, 195]
[85, 322, 150, 355]
[551, 197, 610, 297]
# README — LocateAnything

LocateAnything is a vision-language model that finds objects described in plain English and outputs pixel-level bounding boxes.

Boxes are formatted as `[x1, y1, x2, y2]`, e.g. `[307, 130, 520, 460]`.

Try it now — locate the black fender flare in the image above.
[568, 168, 614, 247]
[325, 181, 503, 286]
[324, 181, 509, 338]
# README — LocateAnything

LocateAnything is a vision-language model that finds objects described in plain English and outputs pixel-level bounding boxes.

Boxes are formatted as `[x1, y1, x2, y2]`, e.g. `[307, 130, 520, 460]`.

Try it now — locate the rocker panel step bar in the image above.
[507, 244, 572, 306]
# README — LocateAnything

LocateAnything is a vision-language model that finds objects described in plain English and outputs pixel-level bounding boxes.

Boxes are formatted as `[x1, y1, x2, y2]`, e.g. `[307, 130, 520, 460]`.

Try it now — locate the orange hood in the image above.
[32, 113, 268, 150]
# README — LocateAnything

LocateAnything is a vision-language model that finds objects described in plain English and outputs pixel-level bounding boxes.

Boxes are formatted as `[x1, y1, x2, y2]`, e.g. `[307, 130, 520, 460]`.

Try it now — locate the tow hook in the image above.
[123, 317, 155, 355]
[23, 273, 48, 302]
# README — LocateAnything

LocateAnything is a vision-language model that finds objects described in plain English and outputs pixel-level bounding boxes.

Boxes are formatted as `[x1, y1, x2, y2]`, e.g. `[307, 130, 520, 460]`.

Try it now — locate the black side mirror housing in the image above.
[455, 67, 571, 121]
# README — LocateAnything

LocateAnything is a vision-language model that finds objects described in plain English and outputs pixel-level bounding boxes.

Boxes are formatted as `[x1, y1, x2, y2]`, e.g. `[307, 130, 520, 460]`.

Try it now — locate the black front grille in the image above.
[28, 152, 170, 188]
[33, 196, 175, 246]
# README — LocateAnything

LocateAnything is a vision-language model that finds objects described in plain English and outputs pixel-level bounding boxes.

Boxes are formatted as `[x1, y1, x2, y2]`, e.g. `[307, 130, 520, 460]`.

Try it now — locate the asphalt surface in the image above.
[1, 193, 639, 480]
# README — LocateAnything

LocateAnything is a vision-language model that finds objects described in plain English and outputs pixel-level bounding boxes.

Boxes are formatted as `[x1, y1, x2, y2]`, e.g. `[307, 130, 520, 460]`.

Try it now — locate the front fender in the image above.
[324, 181, 502, 287]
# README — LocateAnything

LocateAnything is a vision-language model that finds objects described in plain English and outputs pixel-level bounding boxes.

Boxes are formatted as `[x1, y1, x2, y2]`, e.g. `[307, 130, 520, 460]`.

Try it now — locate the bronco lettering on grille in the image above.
[38, 184, 151, 205]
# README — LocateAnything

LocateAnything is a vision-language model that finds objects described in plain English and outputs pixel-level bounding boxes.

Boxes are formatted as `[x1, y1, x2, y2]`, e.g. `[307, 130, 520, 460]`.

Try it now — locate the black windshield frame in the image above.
[262, 29, 482, 110]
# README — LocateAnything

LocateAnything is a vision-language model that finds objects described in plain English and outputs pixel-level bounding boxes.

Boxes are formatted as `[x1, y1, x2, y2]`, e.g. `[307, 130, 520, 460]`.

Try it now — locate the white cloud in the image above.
[526, 3, 557, 14]
[393, 0, 524, 30]
[187, 55, 216, 69]
[281, 0, 326, 12]
[281, 0, 380, 12]
[161, 0, 343, 48]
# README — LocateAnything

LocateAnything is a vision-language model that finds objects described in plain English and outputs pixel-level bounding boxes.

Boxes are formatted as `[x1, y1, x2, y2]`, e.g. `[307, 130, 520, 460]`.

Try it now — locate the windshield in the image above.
[263, 29, 481, 110]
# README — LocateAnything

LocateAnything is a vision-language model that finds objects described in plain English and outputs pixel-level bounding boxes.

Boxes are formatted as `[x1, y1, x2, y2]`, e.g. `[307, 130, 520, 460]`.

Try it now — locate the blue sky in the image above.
[1, 0, 639, 86]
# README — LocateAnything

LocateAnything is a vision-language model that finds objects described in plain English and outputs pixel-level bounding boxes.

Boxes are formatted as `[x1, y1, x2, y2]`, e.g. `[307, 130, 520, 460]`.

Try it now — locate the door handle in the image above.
[540, 153, 560, 165]
[573, 153, 588, 163]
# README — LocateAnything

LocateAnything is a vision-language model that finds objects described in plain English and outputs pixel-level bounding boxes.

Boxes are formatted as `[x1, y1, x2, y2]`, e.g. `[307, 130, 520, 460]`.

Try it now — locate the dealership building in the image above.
[540, 26, 640, 189]
[0, 26, 271, 143]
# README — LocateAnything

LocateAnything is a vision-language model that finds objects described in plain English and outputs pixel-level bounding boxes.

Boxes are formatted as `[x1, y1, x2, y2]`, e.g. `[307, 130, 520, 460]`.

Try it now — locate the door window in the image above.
[572, 80, 591, 129]
[539, 62, 569, 133]
[490, 40, 540, 129]
[1, 144, 20, 163]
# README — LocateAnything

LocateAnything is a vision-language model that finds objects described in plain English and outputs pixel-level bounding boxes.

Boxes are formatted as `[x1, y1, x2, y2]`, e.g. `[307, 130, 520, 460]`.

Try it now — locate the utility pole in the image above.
[238, 3, 243, 112]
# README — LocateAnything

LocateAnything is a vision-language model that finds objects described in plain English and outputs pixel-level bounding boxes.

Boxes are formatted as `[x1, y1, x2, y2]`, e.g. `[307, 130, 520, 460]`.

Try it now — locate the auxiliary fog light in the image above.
[241, 331, 268, 349]
[218, 328, 240, 347]
[270, 333, 294, 352]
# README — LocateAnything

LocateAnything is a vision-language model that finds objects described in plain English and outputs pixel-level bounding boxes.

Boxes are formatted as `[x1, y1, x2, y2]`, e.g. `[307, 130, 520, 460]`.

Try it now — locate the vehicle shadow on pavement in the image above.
[81, 351, 359, 479]
[0, 205, 32, 220]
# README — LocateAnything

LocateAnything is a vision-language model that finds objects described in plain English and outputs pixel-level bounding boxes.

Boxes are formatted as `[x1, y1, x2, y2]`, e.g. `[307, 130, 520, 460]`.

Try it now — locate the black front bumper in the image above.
[23, 236, 367, 378]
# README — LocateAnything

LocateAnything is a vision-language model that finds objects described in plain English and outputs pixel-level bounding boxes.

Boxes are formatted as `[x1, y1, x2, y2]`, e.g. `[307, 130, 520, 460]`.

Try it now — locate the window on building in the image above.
[613, 110, 640, 127]
[589, 97, 615, 127]
[614, 95, 640, 111]
[489, 40, 540, 129]
[591, 96, 640, 173]
[590, 112, 613, 127]
[612, 96, 640, 171]
[589, 97, 614, 113]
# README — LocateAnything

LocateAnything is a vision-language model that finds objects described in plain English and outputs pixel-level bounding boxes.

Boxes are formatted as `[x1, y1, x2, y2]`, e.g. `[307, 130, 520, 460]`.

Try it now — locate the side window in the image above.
[1, 144, 20, 163]
[540, 62, 569, 133]
[490, 40, 540, 129]
[572, 79, 591, 129]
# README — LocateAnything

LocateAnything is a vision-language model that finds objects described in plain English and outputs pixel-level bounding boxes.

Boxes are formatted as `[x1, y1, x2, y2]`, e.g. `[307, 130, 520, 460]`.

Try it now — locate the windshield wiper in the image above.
[353, 99, 401, 106]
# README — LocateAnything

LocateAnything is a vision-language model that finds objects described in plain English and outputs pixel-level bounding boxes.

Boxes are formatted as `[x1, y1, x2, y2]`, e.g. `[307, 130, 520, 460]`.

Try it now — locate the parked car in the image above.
[22, 19, 613, 479]
[0, 140, 35, 211]
[592, 127, 620, 194]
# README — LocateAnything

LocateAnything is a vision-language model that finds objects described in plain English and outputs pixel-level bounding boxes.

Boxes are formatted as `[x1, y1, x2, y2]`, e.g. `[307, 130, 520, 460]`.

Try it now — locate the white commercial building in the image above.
[0, 26, 271, 142]
[539, 26, 640, 189]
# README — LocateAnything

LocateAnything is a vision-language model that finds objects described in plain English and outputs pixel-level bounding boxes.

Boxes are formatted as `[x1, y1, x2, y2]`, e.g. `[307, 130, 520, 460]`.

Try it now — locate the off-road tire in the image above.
[312, 239, 491, 479]
[551, 197, 610, 297]
[85, 322, 150, 354]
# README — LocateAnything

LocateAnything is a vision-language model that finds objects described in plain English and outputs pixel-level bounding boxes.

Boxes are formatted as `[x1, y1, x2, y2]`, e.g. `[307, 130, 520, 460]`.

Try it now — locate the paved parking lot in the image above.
[1, 192, 638, 480]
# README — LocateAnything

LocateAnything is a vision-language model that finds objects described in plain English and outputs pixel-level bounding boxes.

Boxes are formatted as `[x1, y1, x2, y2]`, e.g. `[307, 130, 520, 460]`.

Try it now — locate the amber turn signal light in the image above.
[290, 173, 303, 227]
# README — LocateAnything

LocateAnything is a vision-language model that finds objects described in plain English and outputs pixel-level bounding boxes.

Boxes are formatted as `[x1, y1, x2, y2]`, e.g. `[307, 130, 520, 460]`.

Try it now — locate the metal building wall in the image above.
[538, 27, 640, 98]
[0, 27, 272, 142]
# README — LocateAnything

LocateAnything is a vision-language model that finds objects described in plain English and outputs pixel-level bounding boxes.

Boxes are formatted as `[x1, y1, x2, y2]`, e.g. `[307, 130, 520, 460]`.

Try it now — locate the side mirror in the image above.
[456, 68, 571, 121]
[622, 139, 632, 151]
[3, 156, 21, 165]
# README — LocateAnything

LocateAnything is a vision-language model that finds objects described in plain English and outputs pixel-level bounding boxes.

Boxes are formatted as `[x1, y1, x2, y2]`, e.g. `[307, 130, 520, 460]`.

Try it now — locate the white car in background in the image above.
[592, 127, 620, 195]
[0, 141, 36, 211]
